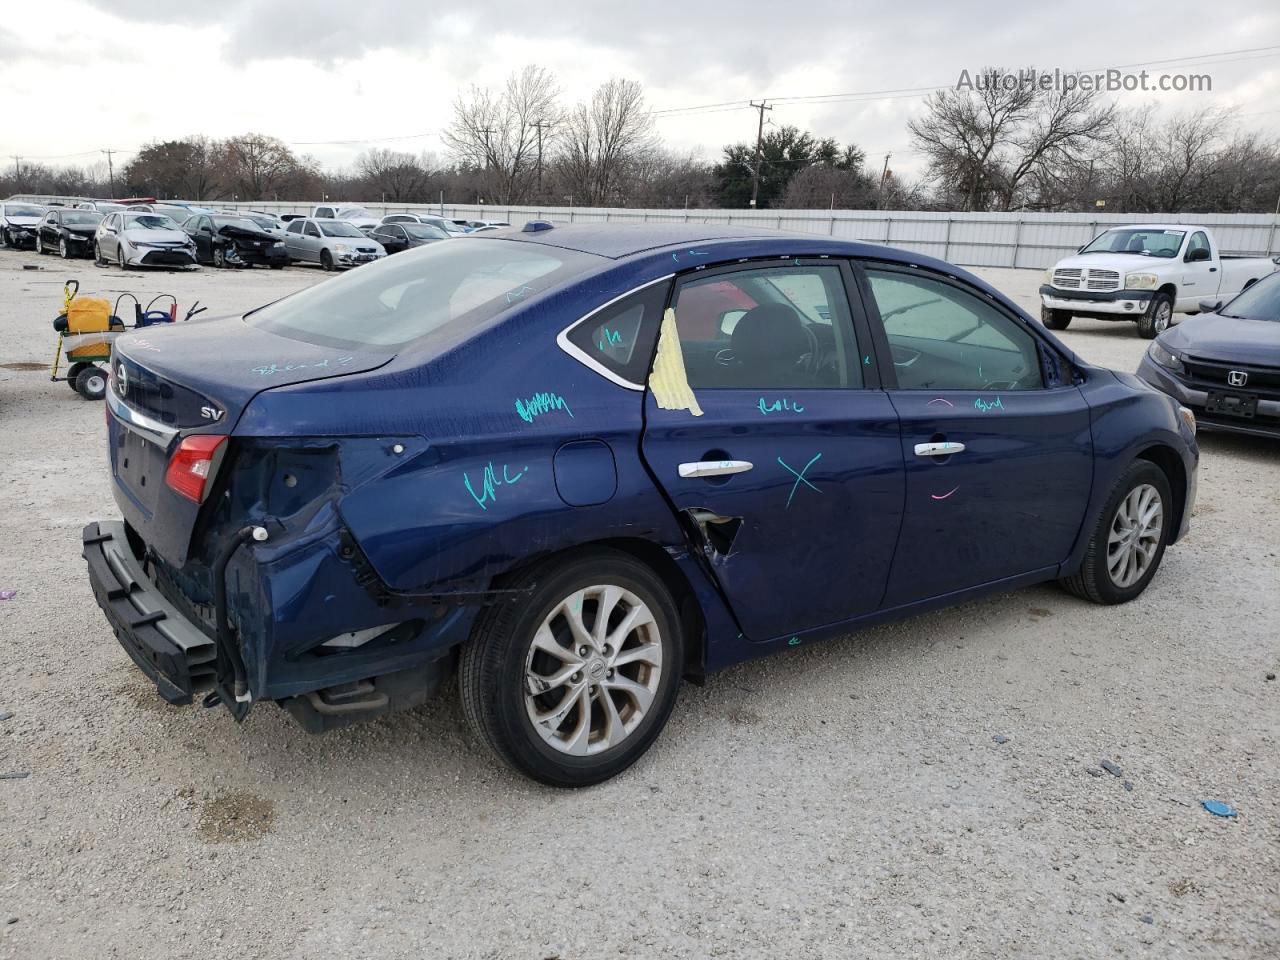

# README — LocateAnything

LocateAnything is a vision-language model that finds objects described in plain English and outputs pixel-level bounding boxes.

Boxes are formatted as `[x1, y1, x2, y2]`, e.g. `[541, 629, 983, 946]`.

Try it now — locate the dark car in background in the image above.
[83, 224, 1198, 787]
[35, 208, 101, 258]
[1138, 272, 1280, 439]
[381, 213, 468, 235]
[368, 221, 451, 254]
[183, 214, 289, 269]
[0, 201, 46, 248]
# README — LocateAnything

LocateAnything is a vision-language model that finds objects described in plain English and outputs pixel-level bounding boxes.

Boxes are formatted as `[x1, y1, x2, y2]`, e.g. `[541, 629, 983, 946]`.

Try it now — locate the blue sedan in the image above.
[84, 223, 1199, 786]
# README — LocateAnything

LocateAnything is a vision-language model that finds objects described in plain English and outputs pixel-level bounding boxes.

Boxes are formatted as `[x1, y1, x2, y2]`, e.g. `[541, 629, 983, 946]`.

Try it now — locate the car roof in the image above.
[499, 222, 819, 259]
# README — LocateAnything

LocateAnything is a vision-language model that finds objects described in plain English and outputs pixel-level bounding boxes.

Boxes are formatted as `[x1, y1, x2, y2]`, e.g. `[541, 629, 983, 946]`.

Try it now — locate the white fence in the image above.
[224, 203, 1280, 269]
[14, 193, 1280, 269]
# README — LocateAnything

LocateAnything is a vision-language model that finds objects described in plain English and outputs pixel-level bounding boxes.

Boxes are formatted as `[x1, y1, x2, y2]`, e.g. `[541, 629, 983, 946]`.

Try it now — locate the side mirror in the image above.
[1198, 299, 1223, 314]
[1185, 248, 1211, 263]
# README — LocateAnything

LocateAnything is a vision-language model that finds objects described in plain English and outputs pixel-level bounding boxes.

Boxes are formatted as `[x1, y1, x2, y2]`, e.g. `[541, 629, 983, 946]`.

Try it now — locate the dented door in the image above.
[639, 260, 905, 641]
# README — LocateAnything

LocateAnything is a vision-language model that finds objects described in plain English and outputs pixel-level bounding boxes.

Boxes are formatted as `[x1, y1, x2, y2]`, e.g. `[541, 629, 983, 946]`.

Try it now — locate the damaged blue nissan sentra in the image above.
[84, 222, 1198, 786]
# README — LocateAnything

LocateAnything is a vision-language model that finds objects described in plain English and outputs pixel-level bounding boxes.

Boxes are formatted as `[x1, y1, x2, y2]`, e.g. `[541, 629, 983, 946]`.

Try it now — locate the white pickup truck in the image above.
[1039, 224, 1280, 338]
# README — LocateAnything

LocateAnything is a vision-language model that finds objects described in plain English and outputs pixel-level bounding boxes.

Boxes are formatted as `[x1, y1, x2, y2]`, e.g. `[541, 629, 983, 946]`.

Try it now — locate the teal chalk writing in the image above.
[757, 396, 805, 415]
[787, 636, 801, 646]
[974, 396, 1004, 413]
[515, 391, 574, 424]
[598, 327, 623, 351]
[863, 354, 871, 365]
[463, 461, 528, 510]
[778, 452, 822, 509]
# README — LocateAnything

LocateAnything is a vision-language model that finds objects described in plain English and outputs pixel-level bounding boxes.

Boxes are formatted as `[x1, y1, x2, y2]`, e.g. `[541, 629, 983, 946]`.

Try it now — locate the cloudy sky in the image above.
[3, 0, 1278, 183]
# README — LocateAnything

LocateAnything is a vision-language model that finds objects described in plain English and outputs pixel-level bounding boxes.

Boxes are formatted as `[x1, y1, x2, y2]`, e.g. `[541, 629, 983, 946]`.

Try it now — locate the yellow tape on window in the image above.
[648, 307, 703, 416]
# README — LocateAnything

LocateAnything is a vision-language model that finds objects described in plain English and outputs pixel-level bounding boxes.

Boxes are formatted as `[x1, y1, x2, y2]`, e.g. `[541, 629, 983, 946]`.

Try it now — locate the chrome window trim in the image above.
[106, 380, 179, 447]
[555, 274, 675, 391]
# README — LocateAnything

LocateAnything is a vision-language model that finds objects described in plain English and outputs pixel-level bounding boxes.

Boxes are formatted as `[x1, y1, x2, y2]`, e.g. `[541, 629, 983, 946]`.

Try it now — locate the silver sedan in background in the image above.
[282, 217, 386, 270]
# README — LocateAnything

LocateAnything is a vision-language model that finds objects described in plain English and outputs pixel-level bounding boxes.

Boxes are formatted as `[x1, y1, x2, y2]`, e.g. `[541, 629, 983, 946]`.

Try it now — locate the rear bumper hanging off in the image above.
[81, 521, 217, 705]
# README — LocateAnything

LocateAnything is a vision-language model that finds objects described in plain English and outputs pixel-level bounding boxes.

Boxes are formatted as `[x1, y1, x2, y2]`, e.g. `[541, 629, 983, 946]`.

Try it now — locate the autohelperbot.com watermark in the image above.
[957, 67, 1211, 94]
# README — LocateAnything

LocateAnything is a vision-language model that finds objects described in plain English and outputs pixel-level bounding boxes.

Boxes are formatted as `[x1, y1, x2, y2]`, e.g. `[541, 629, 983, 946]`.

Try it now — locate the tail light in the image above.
[165, 435, 228, 502]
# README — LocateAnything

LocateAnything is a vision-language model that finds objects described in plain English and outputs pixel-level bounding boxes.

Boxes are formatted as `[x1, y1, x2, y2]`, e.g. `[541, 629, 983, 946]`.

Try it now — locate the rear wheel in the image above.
[65, 361, 89, 390]
[459, 550, 683, 787]
[320, 249, 334, 271]
[1060, 460, 1171, 604]
[74, 365, 107, 401]
[1041, 306, 1072, 330]
[1137, 292, 1173, 339]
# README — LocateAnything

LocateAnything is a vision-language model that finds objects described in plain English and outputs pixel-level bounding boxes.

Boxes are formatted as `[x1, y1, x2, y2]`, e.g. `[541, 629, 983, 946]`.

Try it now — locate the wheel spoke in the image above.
[560, 686, 593, 755]
[561, 591, 594, 651]
[533, 682, 585, 730]
[604, 675, 655, 715]
[598, 688, 626, 749]
[594, 585, 624, 645]
[530, 624, 581, 665]
[610, 639, 662, 668]
[606, 603, 655, 650]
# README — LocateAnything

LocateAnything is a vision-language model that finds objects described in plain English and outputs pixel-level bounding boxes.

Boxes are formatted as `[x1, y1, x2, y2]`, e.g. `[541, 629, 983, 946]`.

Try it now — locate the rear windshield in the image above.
[1220, 272, 1280, 322]
[246, 238, 601, 349]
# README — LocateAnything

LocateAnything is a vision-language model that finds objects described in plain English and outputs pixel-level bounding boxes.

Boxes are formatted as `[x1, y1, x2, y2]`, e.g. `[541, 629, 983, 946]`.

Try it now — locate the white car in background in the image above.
[311, 203, 380, 233]
[94, 211, 197, 269]
[1040, 224, 1280, 338]
[380, 212, 467, 235]
[0, 201, 46, 248]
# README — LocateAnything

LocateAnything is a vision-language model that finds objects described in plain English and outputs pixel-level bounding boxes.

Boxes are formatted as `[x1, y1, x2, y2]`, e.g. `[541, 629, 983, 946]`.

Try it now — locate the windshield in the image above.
[63, 212, 101, 225]
[213, 216, 261, 230]
[246, 215, 282, 229]
[1220, 273, 1280, 322]
[404, 224, 450, 240]
[319, 221, 366, 238]
[1081, 228, 1185, 258]
[94, 203, 126, 213]
[123, 214, 180, 230]
[5, 204, 44, 217]
[336, 207, 370, 219]
[247, 238, 601, 348]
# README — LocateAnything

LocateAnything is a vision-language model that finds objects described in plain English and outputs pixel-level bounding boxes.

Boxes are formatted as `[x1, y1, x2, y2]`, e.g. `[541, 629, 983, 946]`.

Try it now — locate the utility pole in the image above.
[876, 153, 891, 209]
[101, 148, 119, 199]
[748, 100, 772, 209]
[9, 155, 20, 184]
[532, 119, 553, 194]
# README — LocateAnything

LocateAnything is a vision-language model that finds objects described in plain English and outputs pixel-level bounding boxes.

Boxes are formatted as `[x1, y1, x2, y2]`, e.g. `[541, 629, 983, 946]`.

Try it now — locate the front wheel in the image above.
[35, 234, 46, 254]
[1041, 306, 1072, 330]
[1137, 292, 1173, 339]
[1059, 460, 1172, 604]
[459, 550, 683, 787]
[213, 247, 227, 268]
[58, 237, 70, 259]
[320, 249, 334, 271]
[117, 245, 127, 270]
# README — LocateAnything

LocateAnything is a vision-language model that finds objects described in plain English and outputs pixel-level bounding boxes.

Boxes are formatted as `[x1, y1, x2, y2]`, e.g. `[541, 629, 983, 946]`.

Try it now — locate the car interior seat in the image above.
[729, 303, 815, 387]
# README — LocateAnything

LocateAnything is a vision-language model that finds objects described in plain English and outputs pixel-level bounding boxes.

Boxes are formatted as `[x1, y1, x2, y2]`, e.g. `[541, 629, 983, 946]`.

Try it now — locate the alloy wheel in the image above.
[1154, 300, 1172, 333]
[59, 238, 68, 258]
[523, 584, 663, 756]
[1107, 483, 1164, 588]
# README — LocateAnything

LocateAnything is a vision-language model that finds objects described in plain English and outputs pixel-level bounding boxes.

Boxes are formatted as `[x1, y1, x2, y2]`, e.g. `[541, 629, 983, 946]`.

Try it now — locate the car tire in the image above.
[0, 228, 8, 248]
[213, 247, 226, 268]
[35, 234, 46, 254]
[93, 242, 105, 266]
[269, 263, 284, 270]
[459, 549, 684, 787]
[117, 246, 127, 270]
[65, 361, 89, 390]
[74, 365, 108, 401]
[58, 237, 70, 259]
[1041, 306, 1072, 330]
[1137, 292, 1173, 339]
[320, 249, 334, 271]
[1059, 459, 1172, 605]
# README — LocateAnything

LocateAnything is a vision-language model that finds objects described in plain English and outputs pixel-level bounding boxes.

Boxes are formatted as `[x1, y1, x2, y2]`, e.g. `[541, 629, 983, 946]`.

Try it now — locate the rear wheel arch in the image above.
[1135, 443, 1187, 538]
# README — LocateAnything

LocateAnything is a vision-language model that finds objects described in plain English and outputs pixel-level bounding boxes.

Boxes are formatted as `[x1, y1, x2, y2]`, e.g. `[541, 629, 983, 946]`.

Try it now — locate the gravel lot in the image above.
[1, 248, 1276, 960]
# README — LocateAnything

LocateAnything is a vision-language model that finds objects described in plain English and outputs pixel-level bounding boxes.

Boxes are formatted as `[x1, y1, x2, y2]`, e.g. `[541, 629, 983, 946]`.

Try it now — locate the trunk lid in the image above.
[109, 315, 394, 563]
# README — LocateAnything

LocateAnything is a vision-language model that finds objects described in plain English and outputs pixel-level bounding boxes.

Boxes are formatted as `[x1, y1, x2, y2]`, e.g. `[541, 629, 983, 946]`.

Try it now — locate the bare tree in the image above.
[1097, 106, 1237, 212]
[909, 69, 1113, 211]
[122, 137, 223, 200]
[220, 133, 302, 200]
[555, 78, 656, 206]
[355, 148, 432, 201]
[443, 65, 560, 204]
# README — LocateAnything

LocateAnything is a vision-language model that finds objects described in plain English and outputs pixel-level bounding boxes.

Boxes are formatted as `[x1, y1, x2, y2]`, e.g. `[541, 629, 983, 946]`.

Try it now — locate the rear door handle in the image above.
[679, 459, 754, 478]
[914, 441, 966, 458]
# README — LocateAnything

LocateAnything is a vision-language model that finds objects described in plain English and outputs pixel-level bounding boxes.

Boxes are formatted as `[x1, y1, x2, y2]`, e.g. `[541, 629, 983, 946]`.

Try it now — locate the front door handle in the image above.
[914, 441, 966, 458]
[679, 459, 754, 479]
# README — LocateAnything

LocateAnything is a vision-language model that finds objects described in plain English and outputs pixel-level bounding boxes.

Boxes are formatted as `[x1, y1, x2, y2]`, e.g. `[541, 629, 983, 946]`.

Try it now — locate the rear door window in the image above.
[668, 264, 860, 388]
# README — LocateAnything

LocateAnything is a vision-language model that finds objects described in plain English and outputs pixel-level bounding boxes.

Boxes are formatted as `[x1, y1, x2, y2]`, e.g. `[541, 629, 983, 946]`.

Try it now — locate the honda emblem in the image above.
[1227, 370, 1248, 387]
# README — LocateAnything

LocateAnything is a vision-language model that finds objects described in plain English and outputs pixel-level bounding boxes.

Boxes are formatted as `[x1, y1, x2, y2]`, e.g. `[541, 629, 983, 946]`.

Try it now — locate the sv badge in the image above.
[200, 405, 224, 421]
